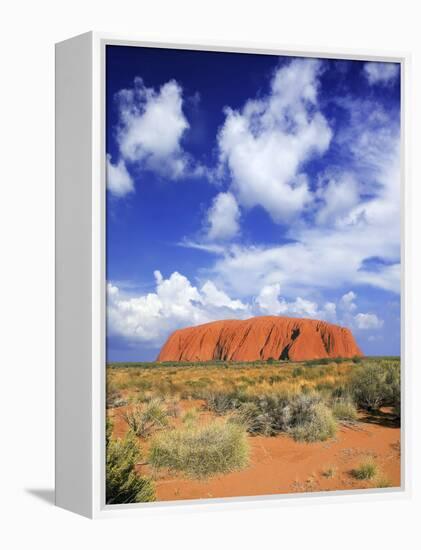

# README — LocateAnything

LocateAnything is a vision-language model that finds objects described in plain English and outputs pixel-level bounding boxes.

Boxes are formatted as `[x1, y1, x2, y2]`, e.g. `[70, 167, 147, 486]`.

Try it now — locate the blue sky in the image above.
[106, 46, 401, 361]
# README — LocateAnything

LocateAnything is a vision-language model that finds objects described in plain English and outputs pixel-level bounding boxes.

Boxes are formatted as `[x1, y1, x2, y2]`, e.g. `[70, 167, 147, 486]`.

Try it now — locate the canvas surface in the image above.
[105, 45, 401, 504]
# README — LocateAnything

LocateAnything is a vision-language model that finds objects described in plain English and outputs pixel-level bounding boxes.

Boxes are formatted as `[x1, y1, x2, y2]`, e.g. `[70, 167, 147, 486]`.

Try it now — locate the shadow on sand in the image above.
[360, 409, 400, 429]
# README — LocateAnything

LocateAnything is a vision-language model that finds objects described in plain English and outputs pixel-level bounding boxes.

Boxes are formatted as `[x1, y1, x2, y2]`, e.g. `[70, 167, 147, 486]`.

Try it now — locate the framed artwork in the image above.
[55, 32, 409, 518]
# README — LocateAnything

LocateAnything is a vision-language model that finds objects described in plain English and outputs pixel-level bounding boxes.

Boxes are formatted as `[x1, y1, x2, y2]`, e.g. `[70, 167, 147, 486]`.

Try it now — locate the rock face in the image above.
[157, 316, 363, 362]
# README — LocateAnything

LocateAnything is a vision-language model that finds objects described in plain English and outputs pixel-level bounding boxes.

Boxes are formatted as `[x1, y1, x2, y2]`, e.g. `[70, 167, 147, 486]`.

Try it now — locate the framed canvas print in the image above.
[55, 32, 410, 518]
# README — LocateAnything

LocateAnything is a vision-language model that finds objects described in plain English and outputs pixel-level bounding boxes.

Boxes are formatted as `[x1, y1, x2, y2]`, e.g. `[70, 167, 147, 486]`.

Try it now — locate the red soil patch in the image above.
[109, 403, 400, 502]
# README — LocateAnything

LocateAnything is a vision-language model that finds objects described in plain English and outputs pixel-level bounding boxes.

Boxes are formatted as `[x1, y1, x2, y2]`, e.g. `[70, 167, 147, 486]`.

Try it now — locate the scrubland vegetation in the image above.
[149, 420, 249, 479]
[106, 357, 400, 503]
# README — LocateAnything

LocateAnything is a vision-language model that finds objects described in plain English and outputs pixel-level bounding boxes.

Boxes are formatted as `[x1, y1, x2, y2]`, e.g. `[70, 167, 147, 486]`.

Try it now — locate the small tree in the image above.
[350, 362, 400, 412]
[106, 419, 155, 504]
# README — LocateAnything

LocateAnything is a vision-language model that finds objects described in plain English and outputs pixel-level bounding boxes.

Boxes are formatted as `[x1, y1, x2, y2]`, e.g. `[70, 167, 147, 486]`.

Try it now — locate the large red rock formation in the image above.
[157, 316, 363, 362]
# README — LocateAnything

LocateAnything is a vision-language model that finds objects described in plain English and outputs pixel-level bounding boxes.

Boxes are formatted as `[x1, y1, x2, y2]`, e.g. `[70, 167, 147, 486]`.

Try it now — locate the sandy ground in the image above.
[109, 401, 400, 502]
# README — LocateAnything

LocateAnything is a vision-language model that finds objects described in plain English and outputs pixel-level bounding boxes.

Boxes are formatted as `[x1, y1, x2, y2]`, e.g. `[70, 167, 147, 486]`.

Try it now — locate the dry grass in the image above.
[149, 419, 249, 479]
[351, 457, 378, 480]
[107, 361, 356, 404]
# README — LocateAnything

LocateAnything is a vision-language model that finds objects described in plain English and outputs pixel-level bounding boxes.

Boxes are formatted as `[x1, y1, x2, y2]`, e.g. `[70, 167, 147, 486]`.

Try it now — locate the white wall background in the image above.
[0, 0, 420, 547]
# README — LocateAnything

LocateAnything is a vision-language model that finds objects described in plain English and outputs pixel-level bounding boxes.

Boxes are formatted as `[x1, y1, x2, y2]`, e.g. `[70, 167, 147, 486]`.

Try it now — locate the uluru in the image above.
[157, 316, 363, 362]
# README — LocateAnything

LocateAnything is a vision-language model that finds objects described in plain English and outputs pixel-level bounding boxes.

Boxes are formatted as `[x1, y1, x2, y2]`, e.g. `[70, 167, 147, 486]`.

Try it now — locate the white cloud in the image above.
[255, 284, 320, 318]
[340, 291, 357, 312]
[364, 62, 399, 86]
[255, 284, 382, 330]
[217, 58, 332, 223]
[354, 312, 384, 330]
[323, 302, 337, 321]
[201, 280, 247, 310]
[205, 192, 240, 241]
[200, 95, 400, 298]
[315, 173, 360, 226]
[107, 271, 249, 346]
[108, 271, 385, 349]
[115, 77, 201, 181]
[106, 154, 134, 197]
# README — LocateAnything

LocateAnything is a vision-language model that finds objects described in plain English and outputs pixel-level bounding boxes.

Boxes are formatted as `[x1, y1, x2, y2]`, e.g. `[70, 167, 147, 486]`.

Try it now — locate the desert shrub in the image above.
[205, 390, 241, 414]
[228, 392, 337, 442]
[122, 399, 169, 437]
[247, 393, 295, 435]
[350, 362, 400, 411]
[331, 385, 348, 399]
[149, 420, 249, 479]
[375, 475, 392, 488]
[351, 457, 378, 480]
[292, 367, 304, 378]
[322, 466, 337, 478]
[228, 402, 273, 436]
[106, 420, 155, 504]
[181, 408, 199, 427]
[385, 363, 401, 418]
[107, 394, 128, 409]
[288, 399, 337, 442]
[165, 395, 182, 418]
[331, 397, 358, 422]
[106, 382, 128, 409]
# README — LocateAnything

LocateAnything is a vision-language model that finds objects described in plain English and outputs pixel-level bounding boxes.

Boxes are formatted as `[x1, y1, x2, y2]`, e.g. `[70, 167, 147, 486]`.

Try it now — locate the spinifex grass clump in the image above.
[181, 407, 199, 427]
[122, 398, 169, 437]
[149, 420, 249, 479]
[106, 420, 155, 504]
[351, 457, 378, 480]
[331, 397, 358, 422]
[287, 394, 338, 442]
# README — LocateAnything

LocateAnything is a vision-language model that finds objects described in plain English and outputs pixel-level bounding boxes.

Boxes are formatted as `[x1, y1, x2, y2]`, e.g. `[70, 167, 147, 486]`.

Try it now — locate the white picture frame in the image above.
[55, 31, 411, 519]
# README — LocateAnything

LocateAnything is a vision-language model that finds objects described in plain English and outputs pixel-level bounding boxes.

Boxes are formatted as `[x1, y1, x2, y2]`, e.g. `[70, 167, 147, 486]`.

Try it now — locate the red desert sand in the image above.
[157, 316, 363, 362]
[111, 402, 400, 501]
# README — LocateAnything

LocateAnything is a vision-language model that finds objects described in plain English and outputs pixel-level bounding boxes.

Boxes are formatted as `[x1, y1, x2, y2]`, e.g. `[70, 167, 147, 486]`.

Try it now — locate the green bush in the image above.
[122, 399, 169, 437]
[350, 362, 400, 412]
[205, 390, 241, 414]
[229, 402, 273, 436]
[165, 395, 182, 418]
[149, 420, 249, 479]
[351, 457, 378, 480]
[106, 420, 155, 504]
[227, 392, 337, 442]
[181, 407, 199, 427]
[289, 400, 338, 442]
[331, 397, 358, 422]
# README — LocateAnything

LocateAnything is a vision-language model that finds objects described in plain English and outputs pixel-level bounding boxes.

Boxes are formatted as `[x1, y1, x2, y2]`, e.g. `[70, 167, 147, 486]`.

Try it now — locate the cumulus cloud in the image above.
[205, 192, 241, 241]
[255, 284, 382, 329]
[108, 270, 385, 349]
[106, 154, 134, 197]
[200, 280, 247, 310]
[339, 291, 357, 312]
[315, 173, 360, 226]
[256, 284, 335, 321]
[200, 92, 400, 298]
[107, 271, 249, 346]
[116, 78, 191, 176]
[364, 62, 400, 86]
[354, 312, 384, 330]
[255, 283, 319, 318]
[107, 77, 203, 198]
[217, 58, 332, 223]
